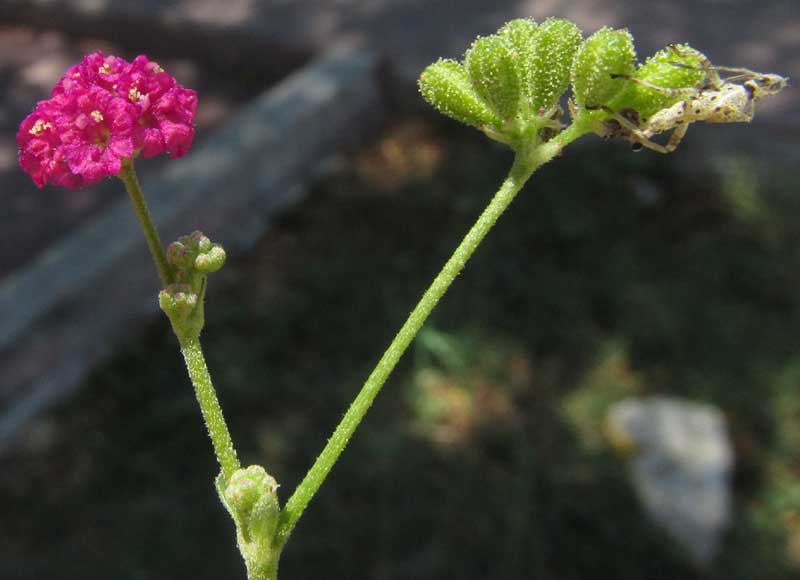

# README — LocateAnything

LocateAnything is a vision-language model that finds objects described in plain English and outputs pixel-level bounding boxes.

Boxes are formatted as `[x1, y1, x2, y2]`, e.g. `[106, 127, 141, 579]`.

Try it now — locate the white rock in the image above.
[606, 396, 734, 565]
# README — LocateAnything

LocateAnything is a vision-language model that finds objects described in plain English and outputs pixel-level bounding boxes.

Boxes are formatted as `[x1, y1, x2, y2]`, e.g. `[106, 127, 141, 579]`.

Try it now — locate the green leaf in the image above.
[464, 34, 521, 120]
[528, 18, 583, 112]
[571, 27, 636, 107]
[418, 58, 501, 128]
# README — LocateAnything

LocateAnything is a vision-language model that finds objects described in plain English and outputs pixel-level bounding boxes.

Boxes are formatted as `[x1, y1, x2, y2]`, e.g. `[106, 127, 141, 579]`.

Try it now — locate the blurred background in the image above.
[1, 1, 799, 578]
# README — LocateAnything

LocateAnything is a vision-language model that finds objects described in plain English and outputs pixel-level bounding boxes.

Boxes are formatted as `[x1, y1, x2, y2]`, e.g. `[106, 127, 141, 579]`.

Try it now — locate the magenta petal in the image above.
[66, 144, 96, 174]
[108, 136, 134, 159]
[140, 128, 165, 158]
[100, 148, 123, 175]
[158, 120, 191, 158]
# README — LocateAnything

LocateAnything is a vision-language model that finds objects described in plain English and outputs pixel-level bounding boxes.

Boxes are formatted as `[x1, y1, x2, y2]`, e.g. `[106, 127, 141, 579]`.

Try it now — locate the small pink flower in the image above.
[17, 97, 81, 188]
[17, 51, 197, 189]
[52, 52, 129, 97]
[58, 86, 137, 183]
[125, 55, 198, 159]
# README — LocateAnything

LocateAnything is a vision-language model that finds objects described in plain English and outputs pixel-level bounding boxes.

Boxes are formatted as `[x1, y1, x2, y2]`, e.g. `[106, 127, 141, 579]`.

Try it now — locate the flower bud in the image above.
[159, 282, 204, 340]
[166, 240, 194, 270]
[168, 230, 227, 278]
[418, 59, 501, 129]
[161, 231, 225, 339]
[225, 465, 281, 544]
[197, 236, 212, 254]
[571, 27, 636, 107]
[528, 18, 583, 112]
[464, 34, 521, 120]
[195, 244, 226, 273]
[178, 230, 211, 252]
[158, 283, 197, 323]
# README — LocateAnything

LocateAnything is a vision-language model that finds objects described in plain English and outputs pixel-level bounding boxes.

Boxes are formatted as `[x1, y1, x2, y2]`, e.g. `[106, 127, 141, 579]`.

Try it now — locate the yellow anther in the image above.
[91, 110, 104, 122]
[28, 118, 52, 135]
[129, 87, 144, 102]
[99, 63, 112, 75]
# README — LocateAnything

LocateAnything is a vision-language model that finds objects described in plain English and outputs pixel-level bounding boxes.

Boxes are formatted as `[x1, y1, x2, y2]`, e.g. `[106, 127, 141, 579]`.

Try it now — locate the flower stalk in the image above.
[180, 334, 241, 481]
[158, 230, 237, 479]
[118, 159, 173, 287]
[274, 129, 586, 547]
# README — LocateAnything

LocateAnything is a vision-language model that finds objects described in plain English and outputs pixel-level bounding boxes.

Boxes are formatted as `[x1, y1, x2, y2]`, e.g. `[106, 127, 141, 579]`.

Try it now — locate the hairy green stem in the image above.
[251, 559, 278, 580]
[180, 335, 241, 481]
[119, 159, 173, 287]
[274, 132, 586, 548]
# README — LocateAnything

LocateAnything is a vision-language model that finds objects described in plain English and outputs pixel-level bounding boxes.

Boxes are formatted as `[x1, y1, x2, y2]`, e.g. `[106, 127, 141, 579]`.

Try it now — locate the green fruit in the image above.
[464, 34, 521, 120]
[497, 18, 537, 107]
[623, 44, 706, 116]
[528, 18, 583, 112]
[571, 27, 636, 107]
[418, 58, 501, 128]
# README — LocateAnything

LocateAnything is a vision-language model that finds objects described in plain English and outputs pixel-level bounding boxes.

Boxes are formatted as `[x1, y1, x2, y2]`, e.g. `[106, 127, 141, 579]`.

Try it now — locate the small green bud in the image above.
[218, 466, 282, 579]
[198, 237, 212, 255]
[167, 230, 226, 280]
[161, 231, 224, 339]
[159, 283, 197, 322]
[195, 244, 226, 273]
[464, 34, 521, 120]
[571, 27, 636, 107]
[528, 18, 583, 112]
[184, 230, 205, 245]
[159, 283, 204, 340]
[419, 59, 501, 129]
[175, 231, 212, 254]
[225, 465, 281, 543]
[166, 240, 194, 270]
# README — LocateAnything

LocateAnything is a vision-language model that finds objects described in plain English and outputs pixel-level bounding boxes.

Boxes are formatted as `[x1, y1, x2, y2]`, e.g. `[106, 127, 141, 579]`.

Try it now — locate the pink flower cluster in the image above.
[18, 52, 197, 189]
